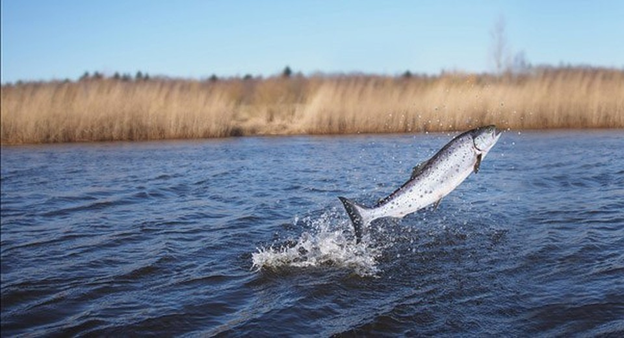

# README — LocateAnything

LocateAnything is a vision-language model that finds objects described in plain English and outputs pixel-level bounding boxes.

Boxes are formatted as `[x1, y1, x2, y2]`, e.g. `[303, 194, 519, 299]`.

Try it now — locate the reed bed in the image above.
[2, 67, 623, 145]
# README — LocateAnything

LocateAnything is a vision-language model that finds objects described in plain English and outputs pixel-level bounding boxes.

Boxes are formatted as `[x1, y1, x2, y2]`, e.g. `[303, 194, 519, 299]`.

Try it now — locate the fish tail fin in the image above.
[338, 197, 372, 244]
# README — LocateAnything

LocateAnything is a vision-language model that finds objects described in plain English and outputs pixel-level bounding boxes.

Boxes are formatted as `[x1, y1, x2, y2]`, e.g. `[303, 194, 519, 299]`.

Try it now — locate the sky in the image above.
[2, 0, 623, 83]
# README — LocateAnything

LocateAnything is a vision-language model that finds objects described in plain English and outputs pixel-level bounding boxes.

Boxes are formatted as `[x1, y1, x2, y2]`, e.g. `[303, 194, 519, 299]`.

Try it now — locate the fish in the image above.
[339, 125, 502, 243]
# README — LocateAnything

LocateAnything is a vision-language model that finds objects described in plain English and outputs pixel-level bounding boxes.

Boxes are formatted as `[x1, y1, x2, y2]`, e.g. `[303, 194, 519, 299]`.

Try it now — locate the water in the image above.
[2, 130, 623, 336]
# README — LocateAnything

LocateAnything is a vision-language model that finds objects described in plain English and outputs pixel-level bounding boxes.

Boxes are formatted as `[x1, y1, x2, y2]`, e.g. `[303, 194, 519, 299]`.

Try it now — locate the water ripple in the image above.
[2, 131, 624, 335]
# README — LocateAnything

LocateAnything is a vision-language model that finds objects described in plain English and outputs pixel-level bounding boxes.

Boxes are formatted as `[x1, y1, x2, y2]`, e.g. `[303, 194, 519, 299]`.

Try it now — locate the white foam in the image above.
[251, 210, 381, 277]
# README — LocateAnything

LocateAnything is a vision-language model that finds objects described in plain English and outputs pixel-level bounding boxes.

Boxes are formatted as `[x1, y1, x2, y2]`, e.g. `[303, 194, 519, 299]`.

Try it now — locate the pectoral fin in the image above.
[474, 154, 482, 173]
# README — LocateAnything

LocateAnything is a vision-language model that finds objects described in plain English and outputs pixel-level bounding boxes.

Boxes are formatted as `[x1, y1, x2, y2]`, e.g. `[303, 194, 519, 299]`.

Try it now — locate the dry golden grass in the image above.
[2, 67, 623, 145]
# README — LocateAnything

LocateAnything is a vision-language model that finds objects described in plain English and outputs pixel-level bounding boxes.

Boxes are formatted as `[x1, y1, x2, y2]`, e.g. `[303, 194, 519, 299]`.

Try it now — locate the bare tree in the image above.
[512, 50, 530, 74]
[490, 16, 511, 74]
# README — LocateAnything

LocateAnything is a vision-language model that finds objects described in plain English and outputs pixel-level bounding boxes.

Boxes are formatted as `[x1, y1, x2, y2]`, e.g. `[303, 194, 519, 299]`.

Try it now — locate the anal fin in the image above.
[433, 198, 442, 210]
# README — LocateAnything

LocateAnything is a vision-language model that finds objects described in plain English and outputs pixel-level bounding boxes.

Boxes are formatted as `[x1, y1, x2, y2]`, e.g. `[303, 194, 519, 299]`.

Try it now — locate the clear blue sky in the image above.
[2, 0, 623, 83]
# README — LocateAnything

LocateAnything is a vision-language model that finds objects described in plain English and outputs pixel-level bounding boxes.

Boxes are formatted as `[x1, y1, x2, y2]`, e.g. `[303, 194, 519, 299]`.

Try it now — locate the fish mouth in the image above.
[492, 127, 502, 144]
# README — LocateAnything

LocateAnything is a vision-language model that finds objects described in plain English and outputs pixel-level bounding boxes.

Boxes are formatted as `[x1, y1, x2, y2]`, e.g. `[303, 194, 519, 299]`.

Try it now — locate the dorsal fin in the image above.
[376, 161, 430, 207]
[410, 159, 431, 179]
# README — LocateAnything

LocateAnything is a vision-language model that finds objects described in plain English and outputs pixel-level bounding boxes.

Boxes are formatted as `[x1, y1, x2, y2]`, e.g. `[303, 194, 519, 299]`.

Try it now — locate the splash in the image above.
[251, 210, 382, 277]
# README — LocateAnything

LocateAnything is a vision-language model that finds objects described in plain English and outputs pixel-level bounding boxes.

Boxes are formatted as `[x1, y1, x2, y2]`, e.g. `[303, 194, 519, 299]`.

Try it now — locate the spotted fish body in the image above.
[339, 125, 501, 243]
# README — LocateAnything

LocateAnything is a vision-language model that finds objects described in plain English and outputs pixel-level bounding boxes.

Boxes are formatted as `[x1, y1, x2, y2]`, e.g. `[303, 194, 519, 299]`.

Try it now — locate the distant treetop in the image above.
[282, 66, 292, 78]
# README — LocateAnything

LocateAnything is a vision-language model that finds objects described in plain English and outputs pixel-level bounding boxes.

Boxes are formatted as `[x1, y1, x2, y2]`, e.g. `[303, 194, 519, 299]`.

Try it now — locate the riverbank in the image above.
[2, 67, 623, 145]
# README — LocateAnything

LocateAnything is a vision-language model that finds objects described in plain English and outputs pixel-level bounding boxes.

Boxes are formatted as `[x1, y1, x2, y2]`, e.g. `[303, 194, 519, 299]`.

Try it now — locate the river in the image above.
[2, 130, 623, 336]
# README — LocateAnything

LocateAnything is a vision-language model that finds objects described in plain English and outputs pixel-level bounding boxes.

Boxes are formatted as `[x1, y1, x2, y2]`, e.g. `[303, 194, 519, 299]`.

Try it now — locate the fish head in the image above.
[471, 125, 501, 154]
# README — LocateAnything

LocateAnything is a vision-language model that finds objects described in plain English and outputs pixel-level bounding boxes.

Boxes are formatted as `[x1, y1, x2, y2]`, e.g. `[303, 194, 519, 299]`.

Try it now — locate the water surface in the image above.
[2, 130, 623, 336]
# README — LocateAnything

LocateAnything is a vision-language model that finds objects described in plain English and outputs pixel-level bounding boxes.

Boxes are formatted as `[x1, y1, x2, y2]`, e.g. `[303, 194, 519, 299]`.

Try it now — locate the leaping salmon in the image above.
[339, 125, 502, 243]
